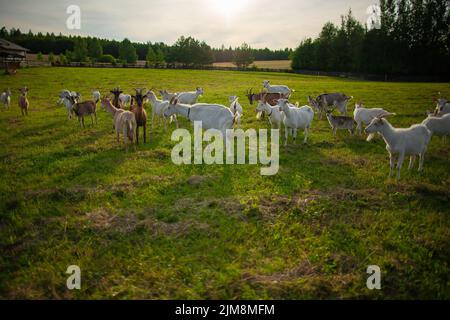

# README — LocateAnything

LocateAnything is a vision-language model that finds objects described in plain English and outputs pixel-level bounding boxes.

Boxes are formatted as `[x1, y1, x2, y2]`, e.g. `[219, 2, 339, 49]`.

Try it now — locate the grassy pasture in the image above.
[0, 67, 449, 299]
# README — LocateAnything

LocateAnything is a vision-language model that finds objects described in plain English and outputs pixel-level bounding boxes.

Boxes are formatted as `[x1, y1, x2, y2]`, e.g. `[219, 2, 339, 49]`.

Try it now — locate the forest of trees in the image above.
[0, 27, 289, 66]
[291, 0, 450, 76]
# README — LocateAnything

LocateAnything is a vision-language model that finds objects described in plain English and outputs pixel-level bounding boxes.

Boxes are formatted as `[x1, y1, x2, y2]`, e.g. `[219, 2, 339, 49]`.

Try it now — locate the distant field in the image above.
[213, 60, 292, 69]
[0, 67, 449, 299]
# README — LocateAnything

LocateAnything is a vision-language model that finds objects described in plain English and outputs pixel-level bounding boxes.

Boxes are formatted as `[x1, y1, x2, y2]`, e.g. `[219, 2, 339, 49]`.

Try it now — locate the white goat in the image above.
[160, 90, 178, 101]
[263, 80, 293, 97]
[436, 98, 450, 116]
[278, 99, 314, 145]
[256, 101, 285, 129]
[365, 115, 432, 179]
[92, 91, 101, 104]
[422, 114, 450, 142]
[59, 91, 77, 119]
[119, 93, 132, 107]
[353, 102, 392, 140]
[0, 88, 11, 108]
[229, 96, 243, 127]
[101, 98, 137, 151]
[146, 91, 178, 130]
[176, 87, 204, 105]
[163, 97, 236, 138]
[71, 91, 81, 101]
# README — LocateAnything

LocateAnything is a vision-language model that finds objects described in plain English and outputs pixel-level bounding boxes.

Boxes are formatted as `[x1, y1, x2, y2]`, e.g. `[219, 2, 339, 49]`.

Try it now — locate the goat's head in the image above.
[110, 87, 123, 98]
[365, 117, 385, 133]
[355, 102, 364, 109]
[229, 95, 238, 103]
[164, 97, 178, 117]
[256, 101, 268, 113]
[436, 98, 448, 110]
[365, 113, 395, 133]
[196, 87, 204, 95]
[263, 80, 270, 88]
[132, 88, 147, 107]
[19, 87, 28, 96]
[146, 90, 157, 100]
[100, 96, 111, 110]
[307, 96, 319, 110]
[277, 98, 290, 112]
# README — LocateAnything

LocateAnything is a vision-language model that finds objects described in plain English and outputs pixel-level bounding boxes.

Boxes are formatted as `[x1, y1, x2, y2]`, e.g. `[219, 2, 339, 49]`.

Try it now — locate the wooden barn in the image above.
[0, 38, 29, 74]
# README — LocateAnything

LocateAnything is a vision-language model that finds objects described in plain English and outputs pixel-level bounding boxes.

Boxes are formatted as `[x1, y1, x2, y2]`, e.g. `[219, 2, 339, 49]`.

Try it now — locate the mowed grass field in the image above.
[0, 67, 449, 299]
[213, 60, 292, 69]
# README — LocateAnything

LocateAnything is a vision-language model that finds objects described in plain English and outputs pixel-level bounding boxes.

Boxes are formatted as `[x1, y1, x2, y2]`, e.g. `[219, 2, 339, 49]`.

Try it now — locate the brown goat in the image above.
[18, 87, 29, 116]
[130, 88, 148, 144]
[246, 89, 287, 106]
[110, 87, 124, 109]
[71, 96, 97, 128]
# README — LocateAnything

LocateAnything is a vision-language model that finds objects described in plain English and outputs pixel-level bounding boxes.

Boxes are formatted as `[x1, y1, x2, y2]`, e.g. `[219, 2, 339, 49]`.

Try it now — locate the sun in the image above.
[211, 0, 247, 19]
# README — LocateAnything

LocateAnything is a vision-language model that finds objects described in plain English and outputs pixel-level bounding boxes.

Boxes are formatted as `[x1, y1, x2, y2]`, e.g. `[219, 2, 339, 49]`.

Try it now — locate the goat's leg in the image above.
[304, 127, 308, 144]
[418, 152, 426, 172]
[396, 152, 405, 180]
[408, 156, 416, 170]
[90, 114, 94, 126]
[284, 127, 289, 146]
[293, 128, 297, 144]
[124, 128, 128, 152]
[152, 113, 155, 129]
[389, 152, 395, 178]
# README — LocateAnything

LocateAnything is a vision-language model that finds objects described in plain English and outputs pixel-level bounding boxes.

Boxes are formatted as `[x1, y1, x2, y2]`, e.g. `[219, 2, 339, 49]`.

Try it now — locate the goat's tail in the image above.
[125, 118, 134, 141]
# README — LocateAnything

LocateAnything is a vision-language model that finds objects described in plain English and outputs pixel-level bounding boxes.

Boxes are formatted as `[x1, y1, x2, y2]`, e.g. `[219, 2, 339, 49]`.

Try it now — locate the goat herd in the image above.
[1, 80, 449, 179]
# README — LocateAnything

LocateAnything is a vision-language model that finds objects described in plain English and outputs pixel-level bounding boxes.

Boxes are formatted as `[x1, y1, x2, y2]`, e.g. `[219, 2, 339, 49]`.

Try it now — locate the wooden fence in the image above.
[10, 61, 450, 82]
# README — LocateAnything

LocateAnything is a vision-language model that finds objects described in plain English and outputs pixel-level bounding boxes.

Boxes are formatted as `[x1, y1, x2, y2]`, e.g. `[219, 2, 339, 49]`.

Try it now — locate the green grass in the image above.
[0, 67, 449, 299]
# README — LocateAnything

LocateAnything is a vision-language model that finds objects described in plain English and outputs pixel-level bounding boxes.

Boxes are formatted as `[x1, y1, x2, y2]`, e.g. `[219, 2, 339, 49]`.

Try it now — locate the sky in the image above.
[0, 0, 377, 49]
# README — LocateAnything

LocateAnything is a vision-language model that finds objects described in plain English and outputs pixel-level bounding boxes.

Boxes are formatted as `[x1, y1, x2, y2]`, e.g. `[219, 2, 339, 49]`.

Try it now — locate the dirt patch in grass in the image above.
[85, 208, 210, 237]
[137, 149, 171, 160]
[7, 117, 23, 128]
[186, 175, 212, 186]
[241, 264, 361, 299]
[242, 259, 319, 284]
[22, 175, 169, 200]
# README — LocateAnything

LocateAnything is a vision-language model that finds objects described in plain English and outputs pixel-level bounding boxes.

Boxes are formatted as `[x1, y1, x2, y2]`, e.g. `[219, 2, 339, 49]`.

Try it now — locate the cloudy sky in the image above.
[0, 0, 377, 48]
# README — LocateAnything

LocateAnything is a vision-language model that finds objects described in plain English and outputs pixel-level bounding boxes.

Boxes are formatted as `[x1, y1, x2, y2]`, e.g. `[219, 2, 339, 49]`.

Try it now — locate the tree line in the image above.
[0, 27, 288, 67]
[291, 0, 450, 76]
